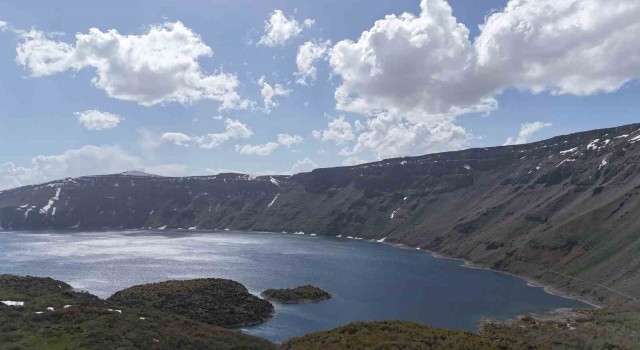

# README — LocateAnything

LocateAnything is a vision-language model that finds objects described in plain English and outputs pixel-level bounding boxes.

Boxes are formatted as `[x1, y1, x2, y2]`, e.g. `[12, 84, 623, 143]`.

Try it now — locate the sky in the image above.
[0, 0, 639, 190]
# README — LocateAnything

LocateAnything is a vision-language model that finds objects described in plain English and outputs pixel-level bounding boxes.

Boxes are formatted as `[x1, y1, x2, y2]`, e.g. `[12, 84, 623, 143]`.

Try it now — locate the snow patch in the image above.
[157, 225, 167, 230]
[40, 188, 62, 215]
[267, 194, 279, 208]
[376, 237, 387, 243]
[599, 158, 608, 169]
[559, 147, 578, 155]
[1, 301, 24, 306]
[293, 231, 305, 235]
[390, 209, 400, 219]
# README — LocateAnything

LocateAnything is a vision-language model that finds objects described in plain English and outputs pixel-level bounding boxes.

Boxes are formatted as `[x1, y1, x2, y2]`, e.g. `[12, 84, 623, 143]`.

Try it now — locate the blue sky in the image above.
[0, 0, 639, 189]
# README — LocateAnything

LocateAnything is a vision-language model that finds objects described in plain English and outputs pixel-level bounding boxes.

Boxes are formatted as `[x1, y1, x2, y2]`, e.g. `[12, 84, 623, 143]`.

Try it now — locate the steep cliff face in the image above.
[2, 123, 640, 305]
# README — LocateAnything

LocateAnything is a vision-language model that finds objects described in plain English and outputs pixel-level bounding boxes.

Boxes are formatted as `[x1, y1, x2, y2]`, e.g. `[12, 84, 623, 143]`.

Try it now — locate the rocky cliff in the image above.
[2, 123, 640, 306]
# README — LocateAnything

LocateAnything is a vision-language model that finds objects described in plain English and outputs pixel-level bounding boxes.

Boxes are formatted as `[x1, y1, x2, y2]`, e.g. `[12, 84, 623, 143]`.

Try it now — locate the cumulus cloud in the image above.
[0, 20, 7, 32]
[74, 109, 122, 130]
[312, 116, 355, 145]
[258, 76, 291, 113]
[476, 0, 640, 96]
[295, 40, 331, 85]
[291, 157, 318, 173]
[235, 142, 280, 156]
[351, 113, 469, 159]
[504, 121, 552, 145]
[16, 22, 252, 109]
[329, 0, 494, 120]
[277, 133, 303, 148]
[258, 10, 314, 47]
[325, 0, 640, 160]
[161, 118, 252, 149]
[0, 145, 183, 190]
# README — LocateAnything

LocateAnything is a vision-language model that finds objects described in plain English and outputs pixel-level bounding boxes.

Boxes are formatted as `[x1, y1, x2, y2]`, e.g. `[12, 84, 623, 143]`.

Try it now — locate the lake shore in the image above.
[361, 238, 602, 309]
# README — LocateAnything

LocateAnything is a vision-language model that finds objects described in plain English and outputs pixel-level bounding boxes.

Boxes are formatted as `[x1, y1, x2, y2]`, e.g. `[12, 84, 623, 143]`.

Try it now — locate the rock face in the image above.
[261, 285, 331, 304]
[107, 278, 275, 328]
[3, 123, 640, 305]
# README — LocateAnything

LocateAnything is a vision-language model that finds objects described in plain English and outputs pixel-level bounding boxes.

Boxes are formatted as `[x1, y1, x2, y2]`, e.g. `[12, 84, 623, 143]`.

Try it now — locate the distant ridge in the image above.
[118, 171, 161, 177]
[2, 122, 640, 306]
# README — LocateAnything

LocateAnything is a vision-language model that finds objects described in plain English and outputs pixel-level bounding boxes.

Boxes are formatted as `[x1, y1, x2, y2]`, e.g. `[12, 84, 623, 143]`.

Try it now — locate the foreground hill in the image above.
[0, 275, 276, 349]
[2, 123, 640, 305]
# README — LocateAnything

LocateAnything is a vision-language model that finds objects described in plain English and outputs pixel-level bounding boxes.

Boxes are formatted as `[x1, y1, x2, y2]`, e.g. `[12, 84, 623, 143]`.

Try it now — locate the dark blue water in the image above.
[0, 230, 587, 343]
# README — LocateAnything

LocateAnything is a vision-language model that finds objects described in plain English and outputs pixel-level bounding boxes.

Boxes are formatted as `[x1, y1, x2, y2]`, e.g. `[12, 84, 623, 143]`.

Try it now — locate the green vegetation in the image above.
[280, 320, 538, 350]
[261, 285, 331, 304]
[107, 278, 275, 328]
[482, 306, 640, 350]
[3, 274, 640, 350]
[0, 275, 275, 350]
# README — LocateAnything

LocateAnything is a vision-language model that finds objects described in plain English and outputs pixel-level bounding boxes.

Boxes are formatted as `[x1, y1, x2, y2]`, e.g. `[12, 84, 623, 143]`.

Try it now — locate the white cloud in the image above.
[258, 10, 314, 47]
[258, 76, 291, 113]
[74, 109, 122, 130]
[504, 121, 552, 145]
[329, 0, 494, 120]
[476, 0, 640, 96]
[161, 118, 252, 149]
[291, 157, 318, 173]
[312, 116, 355, 145]
[295, 40, 331, 85]
[351, 113, 469, 159]
[235, 142, 280, 156]
[0, 20, 7, 32]
[0, 145, 184, 190]
[326, 0, 640, 160]
[277, 133, 303, 148]
[161, 132, 193, 147]
[16, 22, 252, 109]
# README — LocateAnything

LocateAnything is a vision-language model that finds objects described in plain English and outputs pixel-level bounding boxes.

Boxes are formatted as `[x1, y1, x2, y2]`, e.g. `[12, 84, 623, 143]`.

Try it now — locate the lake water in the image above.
[0, 230, 587, 343]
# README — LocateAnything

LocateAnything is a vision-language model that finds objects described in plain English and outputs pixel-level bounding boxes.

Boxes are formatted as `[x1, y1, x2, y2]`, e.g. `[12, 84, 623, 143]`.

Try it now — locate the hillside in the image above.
[2, 123, 640, 305]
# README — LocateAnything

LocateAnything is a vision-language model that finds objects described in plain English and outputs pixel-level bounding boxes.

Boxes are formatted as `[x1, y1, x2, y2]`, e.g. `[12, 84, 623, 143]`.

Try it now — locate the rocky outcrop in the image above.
[107, 278, 275, 328]
[3, 123, 640, 305]
[261, 285, 331, 304]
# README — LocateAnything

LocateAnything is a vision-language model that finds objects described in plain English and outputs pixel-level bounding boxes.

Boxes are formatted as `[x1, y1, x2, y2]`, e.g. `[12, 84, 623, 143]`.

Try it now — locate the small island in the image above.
[108, 278, 275, 328]
[261, 285, 331, 304]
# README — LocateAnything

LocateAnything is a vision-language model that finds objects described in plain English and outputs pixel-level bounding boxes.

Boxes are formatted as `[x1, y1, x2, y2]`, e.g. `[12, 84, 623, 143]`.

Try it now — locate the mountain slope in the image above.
[2, 123, 640, 305]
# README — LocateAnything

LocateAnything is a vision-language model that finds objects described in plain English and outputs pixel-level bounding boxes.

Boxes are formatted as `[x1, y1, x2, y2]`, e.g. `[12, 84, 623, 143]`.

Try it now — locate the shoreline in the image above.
[367, 239, 602, 309]
[0, 228, 603, 309]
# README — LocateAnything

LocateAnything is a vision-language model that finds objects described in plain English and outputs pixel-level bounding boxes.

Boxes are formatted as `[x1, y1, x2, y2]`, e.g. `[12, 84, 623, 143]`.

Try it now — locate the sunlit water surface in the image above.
[0, 230, 587, 343]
